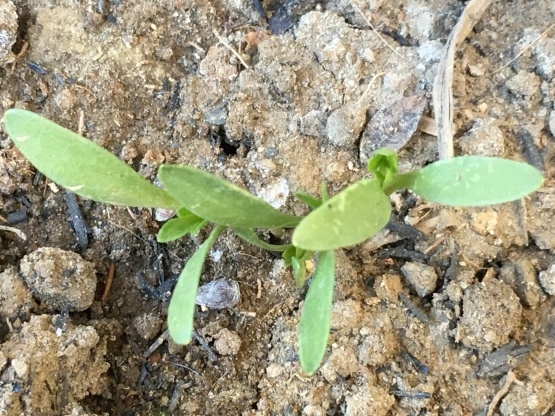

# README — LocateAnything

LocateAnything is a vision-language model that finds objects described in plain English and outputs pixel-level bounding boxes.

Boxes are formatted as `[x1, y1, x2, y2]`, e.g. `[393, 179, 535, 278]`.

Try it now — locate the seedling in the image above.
[3, 109, 544, 375]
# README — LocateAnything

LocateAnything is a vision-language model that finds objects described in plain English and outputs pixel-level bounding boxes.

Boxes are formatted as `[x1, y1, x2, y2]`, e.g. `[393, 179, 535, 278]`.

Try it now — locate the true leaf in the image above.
[168, 225, 225, 344]
[159, 165, 301, 229]
[299, 251, 335, 375]
[408, 156, 544, 206]
[282, 246, 296, 266]
[292, 179, 391, 251]
[295, 191, 322, 209]
[3, 109, 179, 209]
[157, 215, 206, 243]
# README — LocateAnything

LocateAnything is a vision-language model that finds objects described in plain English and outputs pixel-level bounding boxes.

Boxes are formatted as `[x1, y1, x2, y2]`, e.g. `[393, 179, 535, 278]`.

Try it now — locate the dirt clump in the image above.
[20, 247, 96, 312]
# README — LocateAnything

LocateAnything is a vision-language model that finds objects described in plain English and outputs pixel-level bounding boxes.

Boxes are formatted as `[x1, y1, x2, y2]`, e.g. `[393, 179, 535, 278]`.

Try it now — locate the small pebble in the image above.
[459, 118, 504, 157]
[539, 263, 555, 296]
[19, 247, 96, 312]
[212, 328, 241, 355]
[133, 312, 163, 340]
[401, 262, 438, 297]
[505, 70, 540, 97]
[549, 111, 555, 138]
[0, 1, 17, 67]
[196, 279, 240, 309]
[326, 105, 366, 147]
[500, 260, 546, 308]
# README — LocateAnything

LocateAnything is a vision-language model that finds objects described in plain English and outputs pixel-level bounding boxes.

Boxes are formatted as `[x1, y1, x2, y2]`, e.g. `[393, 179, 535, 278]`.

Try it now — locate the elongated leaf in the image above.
[159, 165, 301, 229]
[3, 109, 179, 209]
[295, 191, 322, 209]
[292, 179, 391, 251]
[157, 215, 206, 243]
[168, 225, 225, 344]
[408, 156, 544, 206]
[233, 227, 291, 251]
[299, 251, 335, 375]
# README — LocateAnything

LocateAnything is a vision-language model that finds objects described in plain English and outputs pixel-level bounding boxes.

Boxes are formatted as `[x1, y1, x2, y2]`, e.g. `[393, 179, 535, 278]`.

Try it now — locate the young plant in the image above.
[3, 109, 544, 376]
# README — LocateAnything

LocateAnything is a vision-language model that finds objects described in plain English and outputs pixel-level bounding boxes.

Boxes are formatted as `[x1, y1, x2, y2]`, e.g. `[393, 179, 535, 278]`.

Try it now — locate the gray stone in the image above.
[0, 1, 17, 67]
[505, 70, 540, 97]
[459, 118, 504, 157]
[300, 110, 327, 138]
[401, 262, 438, 297]
[457, 279, 522, 352]
[539, 263, 555, 296]
[326, 105, 366, 147]
[499, 260, 546, 309]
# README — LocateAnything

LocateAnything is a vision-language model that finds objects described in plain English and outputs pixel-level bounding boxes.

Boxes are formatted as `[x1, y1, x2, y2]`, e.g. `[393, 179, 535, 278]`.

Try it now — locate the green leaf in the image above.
[291, 256, 307, 287]
[282, 246, 296, 266]
[3, 109, 179, 209]
[321, 182, 329, 202]
[299, 251, 335, 375]
[159, 165, 301, 229]
[157, 214, 207, 243]
[295, 191, 322, 209]
[408, 156, 545, 206]
[233, 227, 292, 251]
[168, 225, 225, 344]
[292, 179, 391, 251]
[367, 148, 398, 185]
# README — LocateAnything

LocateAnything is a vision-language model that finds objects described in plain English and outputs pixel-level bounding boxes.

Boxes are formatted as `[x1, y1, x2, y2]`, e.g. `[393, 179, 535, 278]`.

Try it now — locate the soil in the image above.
[1, 0, 555, 414]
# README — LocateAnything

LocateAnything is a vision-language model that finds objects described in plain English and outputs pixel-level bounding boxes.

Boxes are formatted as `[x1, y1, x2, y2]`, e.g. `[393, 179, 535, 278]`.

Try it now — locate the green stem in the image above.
[382, 171, 418, 195]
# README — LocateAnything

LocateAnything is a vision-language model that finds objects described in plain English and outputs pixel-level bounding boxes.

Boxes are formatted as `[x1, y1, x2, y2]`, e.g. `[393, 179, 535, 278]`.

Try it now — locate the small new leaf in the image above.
[367, 148, 398, 185]
[292, 179, 391, 251]
[408, 156, 544, 206]
[159, 165, 301, 229]
[157, 214, 206, 243]
[291, 257, 307, 287]
[4, 109, 179, 209]
[168, 225, 225, 344]
[295, 191, 322, 209]
[299, 251, 335, 375]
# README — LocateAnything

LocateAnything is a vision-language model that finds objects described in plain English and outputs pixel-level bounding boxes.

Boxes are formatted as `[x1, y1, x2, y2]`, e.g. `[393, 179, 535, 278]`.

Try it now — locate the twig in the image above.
[398, 292, 433, 325]
[484, 22, 555, 77]
[64, 190, 89, 251]
[77, 110, 85, 136]
[351, 3, 403, 58]
[212, 30, 250, 69]
[10, 41, 28, 72]
[487, 371, 516, 416]
[101, 263, 115, 302]
[193, 330, 220, 365]
[256, 278, 262, 299]
[355, 72, 385, 106]
[0, 225, 27, 241]
[143, 329, 169, 358]
[170, 361, 201, 377]
[168, 381, 193, 412]
[433, 0, 494, 160]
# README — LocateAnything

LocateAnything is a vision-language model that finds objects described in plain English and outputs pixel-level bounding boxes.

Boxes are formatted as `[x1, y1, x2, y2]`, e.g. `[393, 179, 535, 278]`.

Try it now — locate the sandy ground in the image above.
[1, 0, 555, 414]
